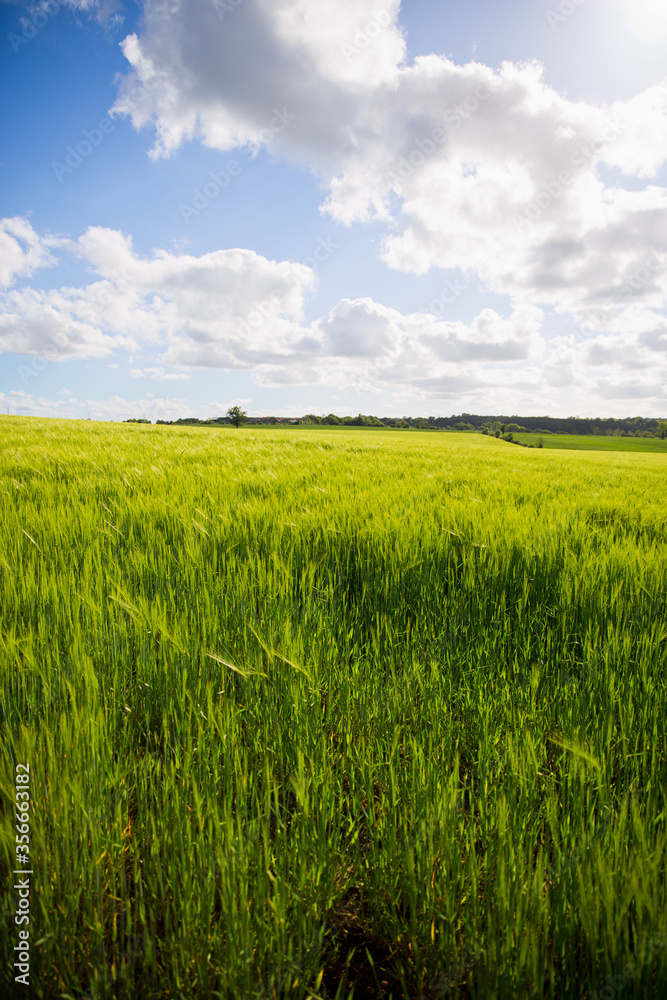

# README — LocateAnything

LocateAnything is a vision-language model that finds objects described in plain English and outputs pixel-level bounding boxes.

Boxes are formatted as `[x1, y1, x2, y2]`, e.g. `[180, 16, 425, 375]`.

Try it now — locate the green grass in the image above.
[512, 432, 667, 452]
[1, 417, 666, 999]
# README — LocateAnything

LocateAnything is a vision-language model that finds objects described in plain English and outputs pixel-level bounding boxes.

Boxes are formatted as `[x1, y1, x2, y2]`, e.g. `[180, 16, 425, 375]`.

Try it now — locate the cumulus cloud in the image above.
[0, 217, 63, 289]
[0, 286, 126, 359]
[0, 222, 315, 364]
[2, 217, 667, 414]
[0, 219, 551, 393]
[108, 0, 667, 318]
[111, 0, 405, 159]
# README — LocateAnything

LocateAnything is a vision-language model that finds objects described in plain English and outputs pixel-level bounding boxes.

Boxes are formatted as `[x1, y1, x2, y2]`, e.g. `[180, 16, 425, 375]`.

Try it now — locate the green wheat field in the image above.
[1, 417, 666, 999]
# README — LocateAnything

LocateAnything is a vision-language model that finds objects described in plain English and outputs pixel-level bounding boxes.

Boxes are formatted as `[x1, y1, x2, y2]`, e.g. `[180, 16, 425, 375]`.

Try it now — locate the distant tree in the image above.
[302, 414, 322, 424]
[658, 420, 667, 439]
[322, 413, 341, 425]
[227, 405, 247, 428]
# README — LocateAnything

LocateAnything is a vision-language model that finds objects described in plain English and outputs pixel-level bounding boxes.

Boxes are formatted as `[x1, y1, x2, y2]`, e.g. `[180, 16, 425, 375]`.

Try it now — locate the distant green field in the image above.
[1, 418, 666, 999]
[513, 432, 667, 452]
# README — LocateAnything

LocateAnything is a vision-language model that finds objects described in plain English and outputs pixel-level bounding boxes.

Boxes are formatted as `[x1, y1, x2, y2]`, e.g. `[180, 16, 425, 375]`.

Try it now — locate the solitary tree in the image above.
[657, 420, 667, 439]
[227, 405, 248, 428]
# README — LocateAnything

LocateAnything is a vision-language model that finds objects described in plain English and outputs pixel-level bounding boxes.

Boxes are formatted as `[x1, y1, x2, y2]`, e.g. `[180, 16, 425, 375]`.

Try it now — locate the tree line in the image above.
[135, 409, 667, 437]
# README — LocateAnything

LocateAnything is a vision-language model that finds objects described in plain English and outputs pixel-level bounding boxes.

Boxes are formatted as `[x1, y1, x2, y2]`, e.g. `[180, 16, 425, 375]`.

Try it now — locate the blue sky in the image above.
[1, 0, 667, 420]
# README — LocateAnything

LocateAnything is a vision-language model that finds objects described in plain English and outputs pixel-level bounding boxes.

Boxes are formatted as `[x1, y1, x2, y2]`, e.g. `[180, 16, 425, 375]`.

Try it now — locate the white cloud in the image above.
[0, 222, 315, 364]
[2, 217, 667, 415]
[58, 0, 125, 25]
[109, 0, 667, 316]
[0, 217, 62, 289]
[111, 0, 405, 159]
[0, 286, 128, 359]
[129, 366, 190, 380]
